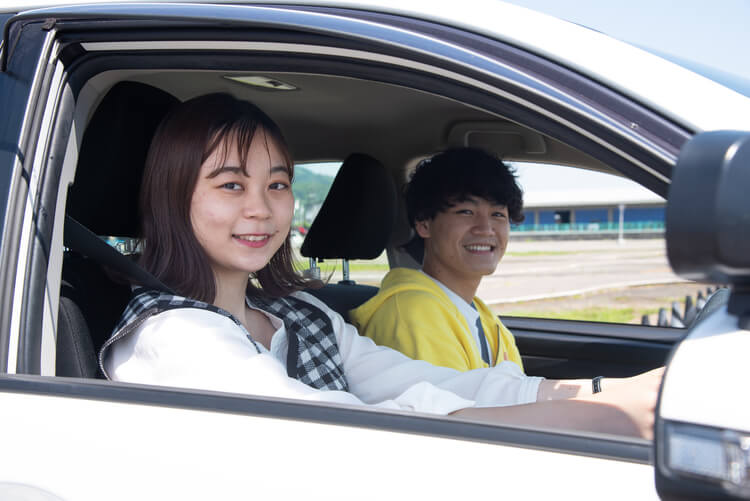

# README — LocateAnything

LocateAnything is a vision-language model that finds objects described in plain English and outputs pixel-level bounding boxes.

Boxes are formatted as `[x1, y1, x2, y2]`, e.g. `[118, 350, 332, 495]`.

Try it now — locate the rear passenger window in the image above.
[103, 236, 139, 254]
[293, 162, 389, 285]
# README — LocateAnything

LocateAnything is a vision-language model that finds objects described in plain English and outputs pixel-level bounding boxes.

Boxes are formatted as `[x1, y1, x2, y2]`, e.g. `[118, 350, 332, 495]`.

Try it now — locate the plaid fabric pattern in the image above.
[111, 289, 244, 334]
[103, 289, 348, 392]
[252, 295, 348, 392]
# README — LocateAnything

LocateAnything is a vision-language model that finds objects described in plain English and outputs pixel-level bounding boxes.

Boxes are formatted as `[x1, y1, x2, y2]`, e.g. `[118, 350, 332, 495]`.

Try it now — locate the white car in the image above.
[1, 1, 748, 499]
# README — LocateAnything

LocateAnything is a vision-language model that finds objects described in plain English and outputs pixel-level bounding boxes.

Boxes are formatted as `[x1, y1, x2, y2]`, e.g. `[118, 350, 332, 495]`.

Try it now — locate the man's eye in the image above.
[222, 182, 242, 191]
[269, 182, 290, 191]
[493, 212, 508, 218]
[456, 209, 472, 215]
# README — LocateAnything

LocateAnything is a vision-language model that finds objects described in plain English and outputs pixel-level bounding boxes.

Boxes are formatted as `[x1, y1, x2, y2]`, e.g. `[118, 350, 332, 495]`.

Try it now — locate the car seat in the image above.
[56, 81, 178, 377]
[300, 153, 397, 320]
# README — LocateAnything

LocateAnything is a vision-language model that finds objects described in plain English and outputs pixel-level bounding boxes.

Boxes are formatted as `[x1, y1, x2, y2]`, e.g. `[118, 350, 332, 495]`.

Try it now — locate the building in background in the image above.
[514, 187, 665, 239]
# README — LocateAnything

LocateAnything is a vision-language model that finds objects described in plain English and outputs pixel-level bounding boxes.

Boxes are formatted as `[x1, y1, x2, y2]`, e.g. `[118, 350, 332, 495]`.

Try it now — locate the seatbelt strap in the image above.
[63, 215, 175, 295]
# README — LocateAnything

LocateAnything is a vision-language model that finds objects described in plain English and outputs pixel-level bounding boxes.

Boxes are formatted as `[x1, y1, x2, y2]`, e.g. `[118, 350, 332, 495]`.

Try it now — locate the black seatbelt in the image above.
[63, 215, 175, 295]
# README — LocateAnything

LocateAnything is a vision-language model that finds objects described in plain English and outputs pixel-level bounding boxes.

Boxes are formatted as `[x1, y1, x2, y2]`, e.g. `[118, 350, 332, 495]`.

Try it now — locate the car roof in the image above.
[4, 0, 750, 132]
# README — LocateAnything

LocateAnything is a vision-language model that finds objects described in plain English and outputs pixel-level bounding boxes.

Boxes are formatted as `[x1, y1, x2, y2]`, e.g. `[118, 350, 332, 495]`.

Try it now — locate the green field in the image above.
[502, 306, 637, 323]
[295, 260, 390, 272]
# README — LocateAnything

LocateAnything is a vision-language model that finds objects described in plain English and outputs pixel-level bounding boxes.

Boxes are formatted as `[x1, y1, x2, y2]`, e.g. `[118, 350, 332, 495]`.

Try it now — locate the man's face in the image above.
[416, 196, 510, 286]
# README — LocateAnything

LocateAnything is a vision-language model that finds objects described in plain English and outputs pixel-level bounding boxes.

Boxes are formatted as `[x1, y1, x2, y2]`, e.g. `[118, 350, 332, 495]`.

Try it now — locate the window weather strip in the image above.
[4, 30, 58, 374]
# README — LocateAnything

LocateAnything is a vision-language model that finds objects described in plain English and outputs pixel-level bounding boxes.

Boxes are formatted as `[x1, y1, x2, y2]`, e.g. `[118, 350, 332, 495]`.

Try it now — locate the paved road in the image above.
[479, 238, 685, 305]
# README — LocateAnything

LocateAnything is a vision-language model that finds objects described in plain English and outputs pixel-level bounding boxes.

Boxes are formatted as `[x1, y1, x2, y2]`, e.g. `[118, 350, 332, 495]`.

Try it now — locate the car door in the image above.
[6, 2, 746, 498]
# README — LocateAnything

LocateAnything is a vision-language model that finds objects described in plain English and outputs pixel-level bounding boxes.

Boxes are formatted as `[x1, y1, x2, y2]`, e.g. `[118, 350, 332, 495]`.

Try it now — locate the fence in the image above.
[513, 221, 664, 235]
[643, 286, 723, 328]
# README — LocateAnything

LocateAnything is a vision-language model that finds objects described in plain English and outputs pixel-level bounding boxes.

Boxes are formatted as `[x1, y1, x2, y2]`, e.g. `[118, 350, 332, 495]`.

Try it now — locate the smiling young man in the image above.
[350, 148, 524, 372]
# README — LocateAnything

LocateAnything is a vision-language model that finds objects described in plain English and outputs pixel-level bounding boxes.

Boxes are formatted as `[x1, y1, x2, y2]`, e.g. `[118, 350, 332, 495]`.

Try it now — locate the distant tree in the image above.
[293, 166, 335, 225]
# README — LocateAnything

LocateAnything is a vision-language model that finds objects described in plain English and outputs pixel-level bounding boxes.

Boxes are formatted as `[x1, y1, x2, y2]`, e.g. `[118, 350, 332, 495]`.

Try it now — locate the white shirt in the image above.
[104, 291, 542, 414]
[424, 271, 493, 365]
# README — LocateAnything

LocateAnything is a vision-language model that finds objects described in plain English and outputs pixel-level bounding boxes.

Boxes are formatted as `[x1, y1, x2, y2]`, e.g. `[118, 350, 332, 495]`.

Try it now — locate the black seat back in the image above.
[300, 153, 397, 319]
[60, 253, 136, 356]
[56, 288, 98, 378]
[56, 81, 178, 377]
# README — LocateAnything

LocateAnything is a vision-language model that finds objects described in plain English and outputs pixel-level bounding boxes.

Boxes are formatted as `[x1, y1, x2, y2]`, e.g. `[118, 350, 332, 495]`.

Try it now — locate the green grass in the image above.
[294, 259, 390, 273]
[346, 262, 390, 272]
[504, 306, 636, 323]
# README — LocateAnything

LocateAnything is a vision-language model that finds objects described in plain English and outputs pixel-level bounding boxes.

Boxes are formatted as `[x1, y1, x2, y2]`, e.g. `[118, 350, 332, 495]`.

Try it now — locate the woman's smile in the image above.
[233, 233, 273, 248]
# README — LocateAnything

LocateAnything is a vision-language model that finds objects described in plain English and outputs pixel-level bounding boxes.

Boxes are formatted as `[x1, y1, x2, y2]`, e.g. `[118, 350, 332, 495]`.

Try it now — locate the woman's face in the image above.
[190, 130, 294, 282]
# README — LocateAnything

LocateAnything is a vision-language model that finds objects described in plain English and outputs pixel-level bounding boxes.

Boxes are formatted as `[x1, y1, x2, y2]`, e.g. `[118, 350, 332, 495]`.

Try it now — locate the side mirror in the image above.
[656, 131, 750, 500]
[666, 130, 750, 323]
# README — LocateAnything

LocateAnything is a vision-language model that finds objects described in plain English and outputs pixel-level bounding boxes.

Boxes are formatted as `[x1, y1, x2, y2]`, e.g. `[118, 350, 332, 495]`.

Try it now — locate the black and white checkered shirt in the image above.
[100, 289, 349, 391]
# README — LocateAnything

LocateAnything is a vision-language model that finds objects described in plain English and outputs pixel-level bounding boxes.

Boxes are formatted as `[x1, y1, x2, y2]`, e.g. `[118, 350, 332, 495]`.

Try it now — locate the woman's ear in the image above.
[415, 218, 431, 239]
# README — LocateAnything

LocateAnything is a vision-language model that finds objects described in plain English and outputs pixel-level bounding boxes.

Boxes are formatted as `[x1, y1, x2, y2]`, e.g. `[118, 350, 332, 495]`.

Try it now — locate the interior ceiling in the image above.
[110, 69, 613, 176]
[129, 70, 487, 163]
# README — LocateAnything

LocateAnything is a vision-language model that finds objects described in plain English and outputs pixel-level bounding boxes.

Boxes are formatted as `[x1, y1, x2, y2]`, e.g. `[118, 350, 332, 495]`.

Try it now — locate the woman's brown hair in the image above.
[139, 93, 315, 302]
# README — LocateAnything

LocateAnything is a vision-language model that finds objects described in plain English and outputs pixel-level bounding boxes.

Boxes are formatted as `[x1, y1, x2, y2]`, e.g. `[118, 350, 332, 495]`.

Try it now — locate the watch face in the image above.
[593, 377, 603, 393]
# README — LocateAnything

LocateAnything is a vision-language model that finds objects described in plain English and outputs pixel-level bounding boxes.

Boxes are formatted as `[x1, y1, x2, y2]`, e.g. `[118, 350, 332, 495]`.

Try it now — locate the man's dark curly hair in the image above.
[405, 147, 525, 227]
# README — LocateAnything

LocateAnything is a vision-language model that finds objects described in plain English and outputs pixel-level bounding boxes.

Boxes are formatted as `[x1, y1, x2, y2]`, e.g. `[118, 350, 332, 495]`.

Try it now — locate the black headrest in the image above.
[301, 153, 396, 260]
[67, 81, 179, 237]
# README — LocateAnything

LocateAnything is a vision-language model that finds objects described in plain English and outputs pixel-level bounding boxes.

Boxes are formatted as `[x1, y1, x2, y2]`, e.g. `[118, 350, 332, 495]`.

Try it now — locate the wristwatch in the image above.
[592, 376, 604, 393]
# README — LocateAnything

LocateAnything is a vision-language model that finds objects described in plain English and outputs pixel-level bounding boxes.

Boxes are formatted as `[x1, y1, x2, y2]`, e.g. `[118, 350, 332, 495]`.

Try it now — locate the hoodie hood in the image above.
[351, 268, 454, 325]
[349, 267, 524, 372]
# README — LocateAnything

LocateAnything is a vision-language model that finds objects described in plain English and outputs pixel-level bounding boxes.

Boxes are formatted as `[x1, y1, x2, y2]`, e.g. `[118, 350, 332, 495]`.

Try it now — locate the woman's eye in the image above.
[493, 212, 508, 218]
[221, 182, 242, 191]
[269, 182, 290, 191]
[456, 209, 472, 215]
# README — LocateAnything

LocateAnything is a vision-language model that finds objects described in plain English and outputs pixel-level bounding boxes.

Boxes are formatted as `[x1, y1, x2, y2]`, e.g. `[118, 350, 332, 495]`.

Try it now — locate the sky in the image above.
[501, 0, 750, 96]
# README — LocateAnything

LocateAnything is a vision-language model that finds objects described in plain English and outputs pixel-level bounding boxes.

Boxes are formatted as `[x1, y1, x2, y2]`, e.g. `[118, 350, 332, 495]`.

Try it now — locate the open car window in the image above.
[493, 163, 716, 329]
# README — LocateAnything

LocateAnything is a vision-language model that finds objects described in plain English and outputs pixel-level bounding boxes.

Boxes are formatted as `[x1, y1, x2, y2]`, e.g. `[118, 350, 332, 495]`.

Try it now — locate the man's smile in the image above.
[464, 243, 496, 252]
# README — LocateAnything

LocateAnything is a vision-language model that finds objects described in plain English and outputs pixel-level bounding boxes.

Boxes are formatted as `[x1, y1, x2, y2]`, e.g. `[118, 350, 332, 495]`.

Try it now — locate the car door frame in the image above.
[0, 4, 702, 495]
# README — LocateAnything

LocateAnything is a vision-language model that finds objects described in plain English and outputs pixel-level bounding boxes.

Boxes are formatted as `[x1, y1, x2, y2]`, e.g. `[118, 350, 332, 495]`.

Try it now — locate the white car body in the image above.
[0, 2, 748, 500]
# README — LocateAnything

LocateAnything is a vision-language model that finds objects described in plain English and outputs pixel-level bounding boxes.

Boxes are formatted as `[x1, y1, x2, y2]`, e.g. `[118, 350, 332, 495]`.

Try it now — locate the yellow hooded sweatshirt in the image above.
[349, 268, 523, 372]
